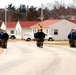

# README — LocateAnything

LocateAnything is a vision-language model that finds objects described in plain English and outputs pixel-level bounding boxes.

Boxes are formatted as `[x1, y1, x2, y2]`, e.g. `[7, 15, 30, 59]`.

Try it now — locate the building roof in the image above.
[5, 22, 17, 28]
[31, 20, 61, 28]
[19, 21, 40, 28]
[68, 20, 76, 24]
[4, 21, 40, 28]
[4, 20, 62, 28]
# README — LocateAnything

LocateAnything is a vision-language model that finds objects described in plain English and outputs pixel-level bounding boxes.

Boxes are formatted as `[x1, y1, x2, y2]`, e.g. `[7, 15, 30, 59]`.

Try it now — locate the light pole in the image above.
[5, 6, 7, 31]
[41, 3, 43, 25]
[41, 4, 43, 22]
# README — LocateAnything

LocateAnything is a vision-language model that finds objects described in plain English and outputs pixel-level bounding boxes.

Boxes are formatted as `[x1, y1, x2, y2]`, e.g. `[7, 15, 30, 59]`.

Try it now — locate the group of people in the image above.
[68, 29, 76, 47]
[34, 29, 45, 48]
[0, 30, 9, 49]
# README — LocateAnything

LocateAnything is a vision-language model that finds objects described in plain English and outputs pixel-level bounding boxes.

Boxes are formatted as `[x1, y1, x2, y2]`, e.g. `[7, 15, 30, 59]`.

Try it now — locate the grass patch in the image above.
[8, 39, 24, 42]
[8, 39, 69, 46]
[44, 41, 69, 46]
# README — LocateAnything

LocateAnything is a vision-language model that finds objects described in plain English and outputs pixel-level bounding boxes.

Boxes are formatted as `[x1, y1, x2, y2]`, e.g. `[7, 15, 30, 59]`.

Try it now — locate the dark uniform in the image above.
[0, 32, 2, 47]
[68, 30, 75, 47]
[74, 30, 76, 47]
[34, 31, 40, 47]
[1, 32, 9, 48]
[34, 29, 45, 48]
[38, 31, 45, 48]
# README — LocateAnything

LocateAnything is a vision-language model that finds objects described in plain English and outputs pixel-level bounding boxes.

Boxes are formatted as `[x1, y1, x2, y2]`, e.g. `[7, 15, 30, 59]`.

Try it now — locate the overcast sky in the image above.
[0, 0, 73, 8]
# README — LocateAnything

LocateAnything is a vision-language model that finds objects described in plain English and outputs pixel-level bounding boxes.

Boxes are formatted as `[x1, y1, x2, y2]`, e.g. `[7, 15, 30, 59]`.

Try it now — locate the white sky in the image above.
[0, 0, 73, 8]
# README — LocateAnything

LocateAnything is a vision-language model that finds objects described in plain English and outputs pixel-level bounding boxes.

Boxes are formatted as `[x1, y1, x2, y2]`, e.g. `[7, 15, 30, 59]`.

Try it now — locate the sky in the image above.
[0, 0, 73, 8]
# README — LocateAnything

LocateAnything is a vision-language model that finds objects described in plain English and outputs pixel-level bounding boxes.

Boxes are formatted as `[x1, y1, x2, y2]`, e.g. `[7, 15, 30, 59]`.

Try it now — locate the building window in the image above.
[54, 29, 58, 35]
[46, 29, 48, 34]
[19, 30, 20, 35]
[10, 30, 14, 34]
[33, 29, 34, 33]
[17, 28, 20, 35]
[33, 29, 36, 33]
[35, 29, 36, 33]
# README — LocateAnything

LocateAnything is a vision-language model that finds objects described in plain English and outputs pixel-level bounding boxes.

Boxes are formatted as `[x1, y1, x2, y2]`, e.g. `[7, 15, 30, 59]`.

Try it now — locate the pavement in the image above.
[0, 48, 4, 55]
[0, 41, 76, 75]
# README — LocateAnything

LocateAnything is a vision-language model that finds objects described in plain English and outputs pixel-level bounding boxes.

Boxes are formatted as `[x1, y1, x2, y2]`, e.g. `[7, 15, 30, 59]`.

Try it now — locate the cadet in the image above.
[68, 29, 75, 47]
[0, 31, 2, 47]
[34, 29, 40, 47]
[74, 30, 76, 47]
[38, 29, 45, 48]
[1, 31, 9, 48]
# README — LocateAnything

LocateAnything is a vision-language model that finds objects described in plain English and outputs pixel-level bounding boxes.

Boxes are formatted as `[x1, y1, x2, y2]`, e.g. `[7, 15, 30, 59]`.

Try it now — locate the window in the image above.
[46, 29, 48, 34]
[19, 30, 20, 35]
[33, 29, 36, 33]
[16, 30, 17, 35]
[10, 30, 14, 34]
[17, 28, 20, 35]
[33, 29, 34, 33]
[35, 29, 36, 32]
[54, 29, 58, 35]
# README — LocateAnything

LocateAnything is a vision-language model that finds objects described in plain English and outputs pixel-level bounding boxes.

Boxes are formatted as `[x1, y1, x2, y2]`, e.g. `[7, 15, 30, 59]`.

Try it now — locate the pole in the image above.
[41, 3, 43, 26]
[5, 6, 7, 31]
[26, 5, 28, 20]
[41, 4, 43, 22]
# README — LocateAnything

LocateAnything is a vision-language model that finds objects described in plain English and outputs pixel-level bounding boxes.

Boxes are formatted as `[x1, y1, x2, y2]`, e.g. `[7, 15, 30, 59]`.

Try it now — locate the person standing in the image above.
[68, 29, 75, 47]
[38, 29, 45, 48]
[73, 30, 76, 47]
[0, 31, 2, 47]
[34, 29, 40, 47]
[1, 31, 9, 48]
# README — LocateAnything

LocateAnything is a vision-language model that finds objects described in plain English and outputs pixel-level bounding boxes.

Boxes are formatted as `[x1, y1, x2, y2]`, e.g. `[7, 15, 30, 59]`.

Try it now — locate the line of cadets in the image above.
[0, 28, 75, 49]
[0, 30, 9, 49]
[68, 29, 76, 47]
[35, 28, 76, 48]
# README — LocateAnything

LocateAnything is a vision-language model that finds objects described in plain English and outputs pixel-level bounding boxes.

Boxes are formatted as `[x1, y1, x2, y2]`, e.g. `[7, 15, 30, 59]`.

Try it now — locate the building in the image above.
[31, 20, 76, 40]
[1, 21, 40, 39]
[1, 20, 76, 40]
[15, 21, 39, 39]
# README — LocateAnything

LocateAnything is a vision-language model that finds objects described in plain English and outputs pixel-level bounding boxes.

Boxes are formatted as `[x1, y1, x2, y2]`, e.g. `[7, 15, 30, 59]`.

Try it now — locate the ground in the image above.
[1, 39, 75, 75]
[0, 48, 4, 54]
[0, 39, 69, 55]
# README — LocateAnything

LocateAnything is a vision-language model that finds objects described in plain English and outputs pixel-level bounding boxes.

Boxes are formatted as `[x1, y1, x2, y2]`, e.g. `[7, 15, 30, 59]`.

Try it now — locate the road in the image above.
[0, 41, 76, 75]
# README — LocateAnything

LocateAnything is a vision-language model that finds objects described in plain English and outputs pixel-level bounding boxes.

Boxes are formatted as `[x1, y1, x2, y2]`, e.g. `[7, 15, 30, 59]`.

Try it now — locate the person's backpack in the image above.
[0, 33, 2, 39]
[34, 32, 39, 38]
